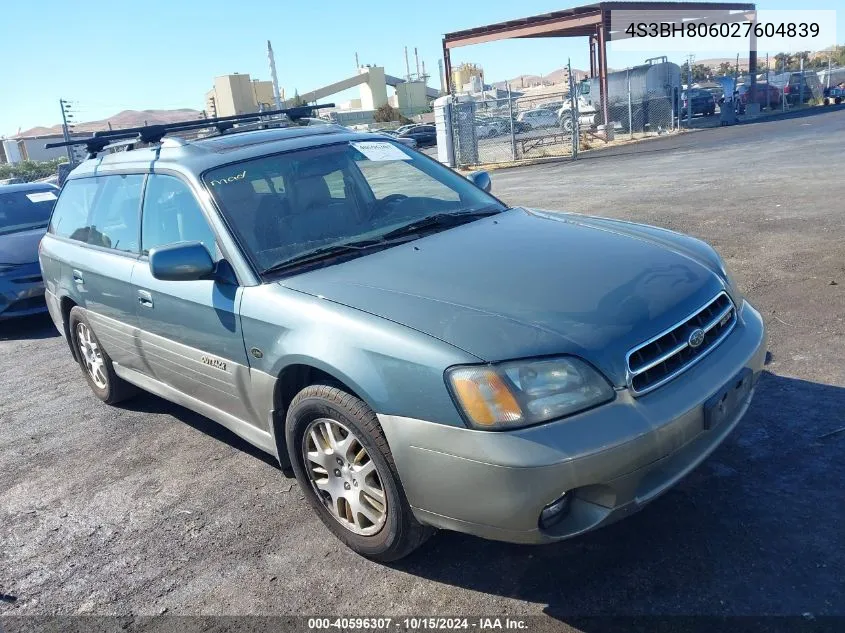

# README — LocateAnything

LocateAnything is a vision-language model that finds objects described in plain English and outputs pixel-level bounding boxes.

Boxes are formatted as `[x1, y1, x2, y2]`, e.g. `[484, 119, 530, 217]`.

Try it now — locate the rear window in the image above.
[0, 188, 57, 234]
[49, 175, 144, 253]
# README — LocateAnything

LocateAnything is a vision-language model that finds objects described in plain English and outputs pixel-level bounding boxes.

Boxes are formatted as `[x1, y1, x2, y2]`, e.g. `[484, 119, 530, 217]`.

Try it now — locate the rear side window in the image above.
[85, 175, 144, 252]
[49, 175, 143, 253]
[141, 174, 218, 258]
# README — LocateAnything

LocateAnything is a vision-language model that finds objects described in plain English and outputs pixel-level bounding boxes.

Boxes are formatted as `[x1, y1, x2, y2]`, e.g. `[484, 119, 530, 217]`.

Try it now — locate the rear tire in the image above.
[69, 307, 136, 404]
[286, 384, 433, 562]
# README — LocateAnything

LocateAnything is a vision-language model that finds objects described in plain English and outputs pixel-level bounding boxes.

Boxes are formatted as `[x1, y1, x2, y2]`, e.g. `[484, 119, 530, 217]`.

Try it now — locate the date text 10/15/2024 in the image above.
[307, 618, 529, 631]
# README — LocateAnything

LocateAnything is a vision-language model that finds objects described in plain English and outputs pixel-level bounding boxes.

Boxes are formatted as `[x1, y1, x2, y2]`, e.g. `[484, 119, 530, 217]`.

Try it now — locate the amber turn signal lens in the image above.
[450, 368, 522, 426]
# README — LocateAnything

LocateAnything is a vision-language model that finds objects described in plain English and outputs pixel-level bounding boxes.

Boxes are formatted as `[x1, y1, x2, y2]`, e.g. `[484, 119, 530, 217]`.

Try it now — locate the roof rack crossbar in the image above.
[44, 103, 335, 155]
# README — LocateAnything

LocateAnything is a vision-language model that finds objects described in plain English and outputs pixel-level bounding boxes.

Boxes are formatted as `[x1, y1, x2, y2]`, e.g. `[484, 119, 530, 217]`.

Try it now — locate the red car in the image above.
[736, 83, 782, 110]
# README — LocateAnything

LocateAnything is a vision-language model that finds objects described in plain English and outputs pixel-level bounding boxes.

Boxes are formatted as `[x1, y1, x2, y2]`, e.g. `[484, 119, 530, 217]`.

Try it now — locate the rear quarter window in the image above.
[49, 179, 99, 239]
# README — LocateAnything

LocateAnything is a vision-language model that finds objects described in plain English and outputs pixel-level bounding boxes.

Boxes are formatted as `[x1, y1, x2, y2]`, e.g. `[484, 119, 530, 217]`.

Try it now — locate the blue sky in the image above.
[1, 0, 841, 136]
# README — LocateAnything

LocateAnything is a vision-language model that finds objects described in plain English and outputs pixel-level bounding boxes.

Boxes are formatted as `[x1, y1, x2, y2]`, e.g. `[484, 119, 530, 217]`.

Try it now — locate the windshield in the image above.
[202, 140, 505, 273]
[0, 188, 58, 234]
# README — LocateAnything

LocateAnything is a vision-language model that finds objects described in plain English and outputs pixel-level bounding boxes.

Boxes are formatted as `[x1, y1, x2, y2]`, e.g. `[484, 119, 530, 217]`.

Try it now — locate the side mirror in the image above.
[149, 242, 214, 281]
[468, 170, 492, 193]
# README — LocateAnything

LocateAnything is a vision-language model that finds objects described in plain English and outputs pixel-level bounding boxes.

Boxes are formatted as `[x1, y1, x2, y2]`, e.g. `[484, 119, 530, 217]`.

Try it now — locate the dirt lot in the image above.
[1, 109, 843, 627]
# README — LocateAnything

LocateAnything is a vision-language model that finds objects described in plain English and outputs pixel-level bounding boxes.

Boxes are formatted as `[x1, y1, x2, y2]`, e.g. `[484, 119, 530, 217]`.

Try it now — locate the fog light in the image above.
[539, 492, 571, 529]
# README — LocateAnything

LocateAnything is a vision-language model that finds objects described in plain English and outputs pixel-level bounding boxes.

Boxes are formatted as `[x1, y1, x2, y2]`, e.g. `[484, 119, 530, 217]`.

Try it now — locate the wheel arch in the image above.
[60, 295, 81, 362]
[271, 360, 378, 472]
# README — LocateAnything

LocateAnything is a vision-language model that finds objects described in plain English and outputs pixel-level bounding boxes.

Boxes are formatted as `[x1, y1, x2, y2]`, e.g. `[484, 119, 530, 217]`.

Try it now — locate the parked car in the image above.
[486, 115, 531, 135]
[823, 85, 844, 105]
[41, 120, 766, 561]
[0, 182, 59, 320]
[698, 84, 724, 103]
[681, 88, 716, 117]
[770, 71, 823, 106]
[397, 124, 436, 148]
[735, 82, 782, 111]
[371, 129, 417, 149]
[475, 117, 508, 139]
[394, 124, 417, 135]
[516, 108, 560, 130]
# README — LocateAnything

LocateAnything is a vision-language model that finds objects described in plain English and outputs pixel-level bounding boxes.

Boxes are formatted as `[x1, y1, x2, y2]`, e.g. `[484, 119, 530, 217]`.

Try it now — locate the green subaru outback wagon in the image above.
[40, 113, 766, 561]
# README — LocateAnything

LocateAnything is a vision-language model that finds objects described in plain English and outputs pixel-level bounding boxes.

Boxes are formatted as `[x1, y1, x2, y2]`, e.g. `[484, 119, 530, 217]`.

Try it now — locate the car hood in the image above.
[0, 226, 45, 265]
[281, 208, 727, 386]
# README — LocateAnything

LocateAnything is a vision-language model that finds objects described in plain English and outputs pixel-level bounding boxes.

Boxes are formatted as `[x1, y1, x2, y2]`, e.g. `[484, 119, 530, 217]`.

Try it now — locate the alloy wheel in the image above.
[76, 322, 107, 389]
[302, 418, 387, 536]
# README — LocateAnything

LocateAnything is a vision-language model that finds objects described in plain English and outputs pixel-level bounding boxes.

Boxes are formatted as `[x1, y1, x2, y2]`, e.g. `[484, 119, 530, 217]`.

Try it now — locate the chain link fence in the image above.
[447, 75, 682, 168]
[449, 91, 575, 167]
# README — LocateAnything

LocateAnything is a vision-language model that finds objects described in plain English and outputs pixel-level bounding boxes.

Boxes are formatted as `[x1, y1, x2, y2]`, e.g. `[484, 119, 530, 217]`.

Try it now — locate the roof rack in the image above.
[45, 103, 335, 158]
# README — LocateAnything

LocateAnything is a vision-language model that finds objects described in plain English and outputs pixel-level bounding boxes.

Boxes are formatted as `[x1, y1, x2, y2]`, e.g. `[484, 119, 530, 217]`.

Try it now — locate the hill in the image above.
[492, 67, 588, 91]
[17, 109, 202, 137]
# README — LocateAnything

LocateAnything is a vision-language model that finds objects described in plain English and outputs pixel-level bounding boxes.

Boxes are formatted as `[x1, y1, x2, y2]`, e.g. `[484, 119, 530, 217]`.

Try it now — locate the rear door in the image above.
[44, 174, 145, 370]
[133, 173, 257, 425]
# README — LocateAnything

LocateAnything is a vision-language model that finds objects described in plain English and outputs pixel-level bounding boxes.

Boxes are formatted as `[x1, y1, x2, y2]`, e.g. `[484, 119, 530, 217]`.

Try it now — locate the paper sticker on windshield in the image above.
[26, 191, 57, 203]
[351, 141, 411, 162]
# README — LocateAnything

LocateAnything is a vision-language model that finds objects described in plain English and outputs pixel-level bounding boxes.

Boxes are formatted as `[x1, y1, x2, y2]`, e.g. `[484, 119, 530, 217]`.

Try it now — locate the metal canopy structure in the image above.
[443, 1, 756, 127]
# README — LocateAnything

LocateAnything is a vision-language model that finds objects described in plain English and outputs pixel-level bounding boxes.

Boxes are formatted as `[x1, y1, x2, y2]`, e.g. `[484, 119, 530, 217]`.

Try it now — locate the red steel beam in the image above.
[597, 16, 610, 128]
[444, 12, 602, 49]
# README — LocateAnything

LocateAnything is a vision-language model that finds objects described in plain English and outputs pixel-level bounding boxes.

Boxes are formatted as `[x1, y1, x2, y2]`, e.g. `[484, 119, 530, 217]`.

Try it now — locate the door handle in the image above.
[72, 269, 84, 284]
[137, 290, 154, 308]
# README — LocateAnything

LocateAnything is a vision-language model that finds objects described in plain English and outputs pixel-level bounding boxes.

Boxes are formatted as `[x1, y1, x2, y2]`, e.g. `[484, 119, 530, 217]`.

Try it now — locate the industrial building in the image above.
[451, 63, 486, 93]
[206, 64, 436, 126]
[205, 73, 277, 118]
[1, 133, 88, 164]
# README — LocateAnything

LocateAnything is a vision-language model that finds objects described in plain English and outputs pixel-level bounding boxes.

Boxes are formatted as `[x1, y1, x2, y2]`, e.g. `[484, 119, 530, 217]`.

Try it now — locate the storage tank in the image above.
[574, 60, 680, 131]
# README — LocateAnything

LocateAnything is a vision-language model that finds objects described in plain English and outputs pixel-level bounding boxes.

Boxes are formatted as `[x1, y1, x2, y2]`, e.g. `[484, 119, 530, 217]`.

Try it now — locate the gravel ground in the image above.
[1, 109, 843, 626]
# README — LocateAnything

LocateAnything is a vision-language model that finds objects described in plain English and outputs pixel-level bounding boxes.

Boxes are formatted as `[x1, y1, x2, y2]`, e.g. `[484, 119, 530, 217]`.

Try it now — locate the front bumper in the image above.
[0, 262, 47, 320]
[379, 300, 767, 544]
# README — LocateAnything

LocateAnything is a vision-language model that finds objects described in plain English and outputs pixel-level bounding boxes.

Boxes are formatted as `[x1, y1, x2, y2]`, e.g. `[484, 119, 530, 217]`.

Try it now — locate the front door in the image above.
[133, 173, 257, 426]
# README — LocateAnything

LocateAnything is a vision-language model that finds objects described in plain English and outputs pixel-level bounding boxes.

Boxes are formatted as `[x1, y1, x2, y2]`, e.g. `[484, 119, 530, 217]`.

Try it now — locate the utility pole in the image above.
[59, 99, 74, 164]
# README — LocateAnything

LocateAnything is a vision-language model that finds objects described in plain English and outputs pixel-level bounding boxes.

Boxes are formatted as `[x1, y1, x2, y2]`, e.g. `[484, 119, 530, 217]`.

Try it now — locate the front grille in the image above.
[626, 292, 736, 395]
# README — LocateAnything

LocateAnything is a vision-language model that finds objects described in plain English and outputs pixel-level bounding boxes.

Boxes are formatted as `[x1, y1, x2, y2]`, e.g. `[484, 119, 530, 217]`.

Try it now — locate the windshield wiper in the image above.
[0, 222, 48, 236]
[261, 235, 416, 276]
[378, 207, 503, 241]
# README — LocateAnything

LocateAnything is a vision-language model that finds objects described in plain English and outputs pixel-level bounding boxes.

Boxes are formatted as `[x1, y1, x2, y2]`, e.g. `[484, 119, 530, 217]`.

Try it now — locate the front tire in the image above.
[286, 384, 433, 562]
[69, 307, 136, 404]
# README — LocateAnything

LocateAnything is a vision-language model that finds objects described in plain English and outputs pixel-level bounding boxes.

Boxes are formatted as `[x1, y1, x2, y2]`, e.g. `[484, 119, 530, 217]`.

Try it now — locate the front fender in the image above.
[239, 284, 479, 428]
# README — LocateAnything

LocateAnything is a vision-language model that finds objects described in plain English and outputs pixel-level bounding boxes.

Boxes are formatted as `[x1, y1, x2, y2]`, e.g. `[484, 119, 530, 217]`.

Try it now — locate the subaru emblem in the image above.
[688, 328, 705, 348]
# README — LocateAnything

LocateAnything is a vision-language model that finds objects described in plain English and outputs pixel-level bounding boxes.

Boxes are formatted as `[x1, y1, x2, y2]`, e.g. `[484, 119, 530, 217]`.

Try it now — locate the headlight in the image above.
[446, 357, 615, 430]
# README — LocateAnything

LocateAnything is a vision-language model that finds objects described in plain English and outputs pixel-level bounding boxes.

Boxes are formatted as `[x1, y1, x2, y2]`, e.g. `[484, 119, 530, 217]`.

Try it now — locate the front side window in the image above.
[50, 175, 143, 253]
[203, 141, 504, 273]
[0, 187, 57, 235]
[141, 174, 218, 258]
